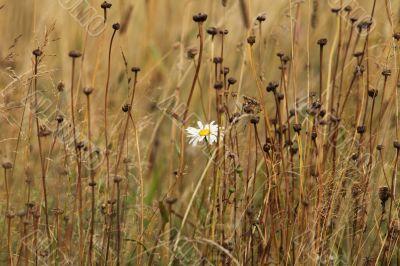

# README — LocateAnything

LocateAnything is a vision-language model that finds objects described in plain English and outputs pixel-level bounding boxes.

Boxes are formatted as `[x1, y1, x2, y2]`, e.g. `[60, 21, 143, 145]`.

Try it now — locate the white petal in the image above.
[186, 127, 198, 136]
[209, 135, 217, 144]
[197, 121, 203, 129]
[191, 140, 197, 146]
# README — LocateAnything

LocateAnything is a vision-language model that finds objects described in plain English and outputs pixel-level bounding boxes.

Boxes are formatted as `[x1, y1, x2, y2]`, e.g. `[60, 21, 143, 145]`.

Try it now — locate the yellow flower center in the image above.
[199, 128, 210, 137]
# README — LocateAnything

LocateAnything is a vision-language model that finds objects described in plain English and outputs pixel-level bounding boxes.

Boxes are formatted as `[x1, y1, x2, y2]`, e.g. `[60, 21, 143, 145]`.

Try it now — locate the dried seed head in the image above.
[222, 67, 229, 76]
[290, 146, 298, 155]
[69, 50, 82, 58]
[276, 52, 284, 58]
[213, 57, 223, 64]
[214, 81, 223, 90]
[311, 131, 317, 140]
[55, 114, 64, 123]
[354, 51, 364, 58]
[331, 7, 341, 13]
[83, 87, 94, 95]
[317, 38, 328, 46]
[101, 1, 112, 9]
[219, 29, 229, 35]
[282, 55, 290, 64]
[378, 186, 391, 204]
[357, 125, 366, 134]
[344, 5, 352, 12]
[38, 125, 52, 137]
[393, 141, 400, 150]
[165, 197, 178, 205]
[17, 209, 27, 218]
[228, 77, 237, 85]
[2, 161, 13, 169]
[88, 181, 97, 187]
[186, 48, 198, 59]
[192, 13, 208, 23]
[113, 175, 123, 183]
[247, 35, 256, 46]
[266, 81, 279, 92]
[367, 88, 378, 98]
[32, 48, 43, 57]
[76, 141, 85, 150]
[263, 143, 271, 153]
[122, 103, 131, 113]
[112, 23, 121, 31]
[382, 69, 392, 77]
[27, 201, 36, 209]
[57, 81, 65, 92]
[357, 20, 372, 31]
[277, 93, 284, 101]
[377, 144, 384, 151]
[350, 17, 358, 24]
[256, 14, 267, 22]
[250, 115, 260, 124]
[207, 27, 218, 37]
[355, 65, 365, 75]
[131, 67, 141, 73]
[394, 32, 400, 41]
[293, 123, 301, 133]
[6, 211, 15, 219]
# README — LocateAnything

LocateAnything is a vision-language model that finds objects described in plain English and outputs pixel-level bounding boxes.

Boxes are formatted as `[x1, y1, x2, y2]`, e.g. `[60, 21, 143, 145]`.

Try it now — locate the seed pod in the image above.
[293, 123, 301, 133]
[378, 186, 391, 204]
[32, 49, 43, 57]
[317, 38, 327, 46]
[193, 13, 208, 23]
[69, 50, 82, 58]
[214, 81, 223, 90]
[213, 57, 223, 64]
[165, 197, 178, 205]
[367, 88, 378, 98]
[207, 27, 218, 37]
[382, 69, 392, 77]
[256, 14, 267, 22]
[186, 48, 198, 59]
[2, 161, 13, 169]
[101, 1, 112, 9]
[357, 125, 366, 134]
[228, 77, 237, 85]
[113, 175, 123, 183]
[131, 67, 141, 73]
[266, 82, 279, 92]
[122, 103, 131, 113]
[311, 131, 317, 140]
[83, 87, 94, 95]
[393, 141, 400, 150]
[344, 6, 352, 12]
[247, 35, 256, 46]
[57, 81, 65, 92]
[112, 23, 121, 31]
[55, 114, 64, 123]
[250, 115, 259, 124]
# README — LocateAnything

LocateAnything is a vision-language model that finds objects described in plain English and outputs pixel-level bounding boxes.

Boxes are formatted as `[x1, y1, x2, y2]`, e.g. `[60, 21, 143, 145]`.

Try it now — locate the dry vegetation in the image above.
[2, 0, 400, 265]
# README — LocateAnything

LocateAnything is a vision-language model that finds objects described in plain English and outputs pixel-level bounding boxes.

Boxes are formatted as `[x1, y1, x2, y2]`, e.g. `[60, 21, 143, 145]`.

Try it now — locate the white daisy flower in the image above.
[186, 121, 221, 146]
